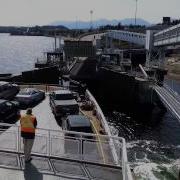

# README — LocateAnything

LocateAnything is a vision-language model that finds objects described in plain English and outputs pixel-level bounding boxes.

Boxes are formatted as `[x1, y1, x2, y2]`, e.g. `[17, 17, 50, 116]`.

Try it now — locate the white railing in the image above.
[154, 23, 180, 46]
[154, 85, 180, 121]
[107, 30, 146, 46]
[0, 123, 133, 179]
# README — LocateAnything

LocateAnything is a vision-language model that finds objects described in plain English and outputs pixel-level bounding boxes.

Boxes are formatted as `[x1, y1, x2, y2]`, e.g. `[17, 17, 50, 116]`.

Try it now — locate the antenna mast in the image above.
[135, 0, 138, 25]
[90, 10, 93, 30]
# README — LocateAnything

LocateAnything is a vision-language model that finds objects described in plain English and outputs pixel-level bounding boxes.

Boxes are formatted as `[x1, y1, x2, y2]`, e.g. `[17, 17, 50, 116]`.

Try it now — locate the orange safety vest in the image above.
[20, 114, 36, 133]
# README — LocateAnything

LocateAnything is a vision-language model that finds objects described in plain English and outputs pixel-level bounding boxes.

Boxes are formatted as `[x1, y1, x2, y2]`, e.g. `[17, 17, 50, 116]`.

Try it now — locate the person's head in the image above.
[26, 108, 32, 115]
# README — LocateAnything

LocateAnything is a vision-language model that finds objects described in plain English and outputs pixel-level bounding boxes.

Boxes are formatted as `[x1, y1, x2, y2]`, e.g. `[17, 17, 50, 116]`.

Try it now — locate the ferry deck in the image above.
[0, 84, 133, 180]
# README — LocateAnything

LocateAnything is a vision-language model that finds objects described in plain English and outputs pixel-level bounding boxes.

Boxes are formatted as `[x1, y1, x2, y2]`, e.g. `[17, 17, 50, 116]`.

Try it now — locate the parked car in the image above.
[62, 115, 93, 137]
[0, 81, 19, 100]
[0, 99, 20, 123]
[63, 115, 93, 133]
[49, 90, 79, 118]
[15, 88, 45, 106]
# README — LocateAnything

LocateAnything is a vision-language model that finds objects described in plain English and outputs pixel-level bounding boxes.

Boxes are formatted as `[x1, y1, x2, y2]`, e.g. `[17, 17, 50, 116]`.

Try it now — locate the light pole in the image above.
[76, 16, 78, 30]
[134, 0, 138, 25]
[90, 10, 93, 30]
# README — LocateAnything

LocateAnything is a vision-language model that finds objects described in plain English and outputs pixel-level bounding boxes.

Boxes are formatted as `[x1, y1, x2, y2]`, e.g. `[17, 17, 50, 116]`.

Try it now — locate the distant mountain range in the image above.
[51, 18, 151, 29]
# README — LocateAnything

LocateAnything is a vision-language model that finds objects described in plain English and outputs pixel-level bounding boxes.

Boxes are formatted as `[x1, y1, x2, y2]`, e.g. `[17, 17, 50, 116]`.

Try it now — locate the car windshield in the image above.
[55, 93, 73, 100]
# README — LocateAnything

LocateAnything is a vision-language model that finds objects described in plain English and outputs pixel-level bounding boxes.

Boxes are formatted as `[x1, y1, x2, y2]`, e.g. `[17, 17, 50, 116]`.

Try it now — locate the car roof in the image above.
[54, 99, 78, 105]
[0, 81, 9, 86]
[67, 115, 91, 128]
[54, 90, 72, 95]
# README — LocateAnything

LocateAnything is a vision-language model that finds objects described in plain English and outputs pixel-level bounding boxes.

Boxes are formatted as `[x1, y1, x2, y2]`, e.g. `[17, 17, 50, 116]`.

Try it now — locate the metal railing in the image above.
[17, 83, 66, 93]
[154, 23, 180, 42]
[154, 84, 180, 121]
[0, 123, 133, 180]
[16, 82, 85, 93]
[107, 30, 146, 46]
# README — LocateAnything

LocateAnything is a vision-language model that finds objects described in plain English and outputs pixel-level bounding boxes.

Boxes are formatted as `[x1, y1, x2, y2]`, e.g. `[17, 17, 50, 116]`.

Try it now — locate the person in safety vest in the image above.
[20, 108, 37, 163]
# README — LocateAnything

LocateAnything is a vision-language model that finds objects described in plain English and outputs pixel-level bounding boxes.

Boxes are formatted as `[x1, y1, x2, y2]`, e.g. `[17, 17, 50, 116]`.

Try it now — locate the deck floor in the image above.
[0, 151, 122, 180]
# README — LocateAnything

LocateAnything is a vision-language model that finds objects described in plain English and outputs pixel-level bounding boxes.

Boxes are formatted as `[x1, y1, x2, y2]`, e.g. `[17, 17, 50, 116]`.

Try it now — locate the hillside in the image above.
[51, 18, 150, 29]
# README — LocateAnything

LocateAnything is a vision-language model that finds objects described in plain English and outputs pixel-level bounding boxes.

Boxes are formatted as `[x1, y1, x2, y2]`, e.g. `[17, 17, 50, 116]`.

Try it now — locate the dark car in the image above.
[15, 88, 45, 106]
[0, 81, 19, 100]
[49, 90, 79, 118]
[63, 115, 93, 136]
[63, 115, 94, 155]
[0, 99, 20, 123]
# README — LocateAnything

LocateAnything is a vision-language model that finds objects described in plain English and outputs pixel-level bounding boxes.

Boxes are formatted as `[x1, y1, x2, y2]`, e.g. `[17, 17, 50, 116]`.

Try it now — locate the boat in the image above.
[68, 49, 167, 121]
[35, 50, 64, 69]
[0, 82, 133, 179]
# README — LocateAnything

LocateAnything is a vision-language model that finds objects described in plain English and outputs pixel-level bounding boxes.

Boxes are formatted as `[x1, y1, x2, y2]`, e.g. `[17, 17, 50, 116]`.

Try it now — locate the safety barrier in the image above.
[107, 30, 146, 46]
[17, 83, 65, 93]
[0, 123, 133, 179]
[154, 85, 180, 122]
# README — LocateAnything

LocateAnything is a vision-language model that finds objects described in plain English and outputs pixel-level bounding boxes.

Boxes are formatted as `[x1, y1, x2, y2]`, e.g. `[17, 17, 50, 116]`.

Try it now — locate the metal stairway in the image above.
[154, 85, 180, 121]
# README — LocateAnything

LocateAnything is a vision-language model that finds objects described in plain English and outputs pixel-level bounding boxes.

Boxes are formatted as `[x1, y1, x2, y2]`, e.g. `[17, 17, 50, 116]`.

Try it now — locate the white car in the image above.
[15, 88, 45, 106]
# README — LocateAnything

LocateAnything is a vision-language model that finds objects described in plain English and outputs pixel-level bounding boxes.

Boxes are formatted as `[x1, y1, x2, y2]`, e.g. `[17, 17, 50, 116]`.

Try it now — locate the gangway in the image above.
[103, 23, 180, 53]
[0, 83, 133, 180]
[154, 23, 180, 47]
[153, 85, 180, 122]
[106, 30, 146, 46]
[0, 123, 133, 180]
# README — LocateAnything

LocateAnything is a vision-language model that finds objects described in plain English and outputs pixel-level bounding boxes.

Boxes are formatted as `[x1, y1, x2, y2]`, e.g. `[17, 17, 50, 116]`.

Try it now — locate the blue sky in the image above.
[0, 0, 179, 26]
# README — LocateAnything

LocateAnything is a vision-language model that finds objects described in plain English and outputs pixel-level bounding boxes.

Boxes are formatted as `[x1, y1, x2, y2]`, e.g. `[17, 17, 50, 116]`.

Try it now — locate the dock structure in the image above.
[107, 30, 146, 46]
[96, 24, 180, 122]
[0, 85, 133, 180]
[105, 23, 180, 48]
[103, 23, 180, 67]
[153, 23, 180, 47]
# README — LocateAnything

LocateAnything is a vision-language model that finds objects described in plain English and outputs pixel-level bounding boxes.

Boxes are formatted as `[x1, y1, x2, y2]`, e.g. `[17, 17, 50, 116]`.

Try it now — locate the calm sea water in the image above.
[0, 33, 180, 179]
[0, 33, 54, 74]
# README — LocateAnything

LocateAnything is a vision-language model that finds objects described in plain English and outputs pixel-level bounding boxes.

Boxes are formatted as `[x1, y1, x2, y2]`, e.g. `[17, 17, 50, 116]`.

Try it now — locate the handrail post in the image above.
[17, 126, 20, 154]
[80, 134, 83, 161]
[122, 139, 125, 180]
[48, 129, 51, 157]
